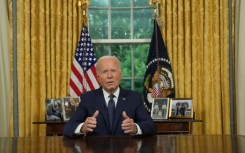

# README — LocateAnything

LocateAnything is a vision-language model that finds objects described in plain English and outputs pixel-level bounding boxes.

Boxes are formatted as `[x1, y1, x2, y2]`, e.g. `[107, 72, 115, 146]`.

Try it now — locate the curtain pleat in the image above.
[160, 0, 232, 134]
[9, 0, 234, 136]
[190, 0, 205, 134]
[9, 0, 85, 136]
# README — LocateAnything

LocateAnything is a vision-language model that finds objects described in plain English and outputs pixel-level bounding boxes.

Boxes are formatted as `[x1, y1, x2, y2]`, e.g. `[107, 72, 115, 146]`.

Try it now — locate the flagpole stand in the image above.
[78, 0, 90, 25]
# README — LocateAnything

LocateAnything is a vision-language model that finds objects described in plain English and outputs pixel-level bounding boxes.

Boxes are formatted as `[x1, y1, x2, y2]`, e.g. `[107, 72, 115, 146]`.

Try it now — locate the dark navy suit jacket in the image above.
[63, 87, 155, 137]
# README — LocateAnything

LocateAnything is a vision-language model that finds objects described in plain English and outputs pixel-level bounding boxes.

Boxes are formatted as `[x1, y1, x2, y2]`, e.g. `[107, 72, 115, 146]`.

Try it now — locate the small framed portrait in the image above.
[151, 98, 170, 120]
[45, 98, 63, 121]
[62, 97, 80, 121]
[169, 98, 193, 118]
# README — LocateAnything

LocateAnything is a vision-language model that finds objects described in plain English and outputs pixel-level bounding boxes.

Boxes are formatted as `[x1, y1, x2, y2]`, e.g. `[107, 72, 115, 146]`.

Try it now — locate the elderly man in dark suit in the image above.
[63, 56, 155, 137]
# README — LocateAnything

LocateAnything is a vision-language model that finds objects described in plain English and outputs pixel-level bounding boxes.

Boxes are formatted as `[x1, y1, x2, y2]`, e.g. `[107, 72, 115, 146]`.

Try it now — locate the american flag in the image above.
[69, 25, 99, 97]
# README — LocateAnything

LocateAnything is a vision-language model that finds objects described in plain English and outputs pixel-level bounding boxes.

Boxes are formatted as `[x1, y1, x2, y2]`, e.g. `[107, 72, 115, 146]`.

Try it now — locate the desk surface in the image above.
[32, 119, 203, 124]
[0, 135, 244, 153]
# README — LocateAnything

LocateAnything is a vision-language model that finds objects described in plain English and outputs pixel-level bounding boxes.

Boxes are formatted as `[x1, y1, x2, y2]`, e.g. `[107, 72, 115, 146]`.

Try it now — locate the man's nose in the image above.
[107, 70, 112, 77]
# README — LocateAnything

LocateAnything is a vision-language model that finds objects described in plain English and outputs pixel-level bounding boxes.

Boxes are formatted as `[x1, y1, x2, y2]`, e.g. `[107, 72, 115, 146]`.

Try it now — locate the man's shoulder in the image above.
[120, 88, 142, 97]
[80, 88, 102, 97]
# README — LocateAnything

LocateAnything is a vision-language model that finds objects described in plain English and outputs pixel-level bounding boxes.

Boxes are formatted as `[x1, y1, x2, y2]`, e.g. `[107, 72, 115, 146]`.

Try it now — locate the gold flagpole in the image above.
[148, 0, 160, 23]
[78, 0, 90, 25]
[148, 0, 160, 12]
[77, 0, 90, 91]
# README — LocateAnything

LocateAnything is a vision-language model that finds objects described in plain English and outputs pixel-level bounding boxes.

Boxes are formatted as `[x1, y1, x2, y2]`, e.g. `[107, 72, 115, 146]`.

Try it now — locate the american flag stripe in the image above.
[84, 72, 97, 90]
[86, 67, 99, 89]
[69, 79, 82, 96]
[70, 69, 83, 88]
[70, 64, 87, 95]
[70, 63, 84, 95]
[71, 62, 83, 82]
[84, 74, 92, 91]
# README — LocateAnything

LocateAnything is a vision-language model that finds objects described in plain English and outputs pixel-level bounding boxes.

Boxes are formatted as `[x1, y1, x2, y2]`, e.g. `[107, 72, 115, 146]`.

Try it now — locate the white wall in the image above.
[0, 0, 10, 137]
[236, 0, 245, 135]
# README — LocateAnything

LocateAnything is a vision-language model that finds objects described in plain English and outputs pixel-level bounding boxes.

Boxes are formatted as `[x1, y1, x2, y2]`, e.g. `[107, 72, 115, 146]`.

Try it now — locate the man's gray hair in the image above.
[96, 56, 121, 73]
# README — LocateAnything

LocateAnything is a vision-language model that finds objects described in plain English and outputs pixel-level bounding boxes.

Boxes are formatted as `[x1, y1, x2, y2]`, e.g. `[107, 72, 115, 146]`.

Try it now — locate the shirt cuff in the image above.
[74, 123, 85, 135]
[75, 123, 142, 135]
[135, 123, 142, 135]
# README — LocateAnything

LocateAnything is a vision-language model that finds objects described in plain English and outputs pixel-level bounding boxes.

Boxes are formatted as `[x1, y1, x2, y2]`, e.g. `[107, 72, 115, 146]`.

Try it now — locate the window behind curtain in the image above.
[88, 0, 153, 92]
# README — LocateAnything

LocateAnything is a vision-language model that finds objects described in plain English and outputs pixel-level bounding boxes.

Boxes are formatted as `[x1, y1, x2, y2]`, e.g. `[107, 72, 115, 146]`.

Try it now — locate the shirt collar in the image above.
[102, 87, 120, 99]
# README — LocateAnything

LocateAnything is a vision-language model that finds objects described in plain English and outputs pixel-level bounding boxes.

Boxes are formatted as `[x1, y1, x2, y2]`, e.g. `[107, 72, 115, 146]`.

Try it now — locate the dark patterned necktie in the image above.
[108, 94, 115, 129]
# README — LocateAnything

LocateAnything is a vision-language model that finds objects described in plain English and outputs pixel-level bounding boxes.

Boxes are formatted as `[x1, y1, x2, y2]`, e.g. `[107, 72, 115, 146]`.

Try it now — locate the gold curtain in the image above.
[160, 0, 234, 134]
[9, 0, 86, 136]
[9, 0, 234, 136]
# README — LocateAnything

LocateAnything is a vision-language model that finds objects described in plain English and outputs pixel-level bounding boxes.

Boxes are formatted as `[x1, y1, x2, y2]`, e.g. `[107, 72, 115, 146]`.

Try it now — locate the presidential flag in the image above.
[69, 25, 99, 97]
[143, 19, 175, 112]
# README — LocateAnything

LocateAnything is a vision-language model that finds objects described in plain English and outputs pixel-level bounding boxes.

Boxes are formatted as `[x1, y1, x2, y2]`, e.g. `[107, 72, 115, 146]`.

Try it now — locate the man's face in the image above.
[96, 58, 122, 94]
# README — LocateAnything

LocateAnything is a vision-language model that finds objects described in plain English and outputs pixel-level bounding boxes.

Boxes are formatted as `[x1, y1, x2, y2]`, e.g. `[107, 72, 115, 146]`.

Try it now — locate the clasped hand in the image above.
[81, 110, 137, 135]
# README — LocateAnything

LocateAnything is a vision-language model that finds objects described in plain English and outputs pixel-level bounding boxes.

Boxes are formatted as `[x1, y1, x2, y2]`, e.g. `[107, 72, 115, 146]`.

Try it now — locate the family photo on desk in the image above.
[45, 97, 80, 121]
[151, 98, 170, 119]
[151, 98, 193, 119]
[169, 98, 193, 118]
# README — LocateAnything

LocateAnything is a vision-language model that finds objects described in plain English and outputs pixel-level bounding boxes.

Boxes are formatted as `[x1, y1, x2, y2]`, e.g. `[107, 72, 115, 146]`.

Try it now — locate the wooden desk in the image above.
[33, 121, 66, 136]
[0, 135, 243, 153]
[154, 119, 203, 134]
[33, 119, 203, 136]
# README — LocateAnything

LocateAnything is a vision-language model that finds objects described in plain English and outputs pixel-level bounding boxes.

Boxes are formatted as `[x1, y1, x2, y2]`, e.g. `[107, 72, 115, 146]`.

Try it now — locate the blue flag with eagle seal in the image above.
[143, 19, 175, 113]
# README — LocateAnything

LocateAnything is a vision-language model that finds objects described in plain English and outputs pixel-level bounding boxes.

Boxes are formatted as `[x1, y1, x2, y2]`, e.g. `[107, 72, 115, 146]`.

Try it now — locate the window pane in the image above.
[134, 78, 144, 93]
[111, 0, 130, 7]
[134, 44, 149, 77]
[134, 0, 149, 7]
[111, 10, 130, 39]
[94, 45, 110, 59]
[111, 45, 131, 77]
[120, 79, 131, 90]
[89, 10, 108, 39]
[89, 0, 152, 92]
[90, 0, 108, 7]
[134, 9, 153, 38]
[134, 79, 144, 93]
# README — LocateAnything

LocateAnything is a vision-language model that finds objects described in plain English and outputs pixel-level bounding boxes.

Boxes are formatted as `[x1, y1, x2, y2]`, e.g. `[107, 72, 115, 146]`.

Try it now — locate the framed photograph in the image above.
[62, 97, 80, 121]
[45, 98, 63, 121]
[169, 98, 193, 118]
[151, 98, 170, 120]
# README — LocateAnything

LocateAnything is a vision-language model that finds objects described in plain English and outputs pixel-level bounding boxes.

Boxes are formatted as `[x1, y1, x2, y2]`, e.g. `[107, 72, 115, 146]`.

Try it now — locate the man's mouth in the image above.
[107, 81, 113, 84]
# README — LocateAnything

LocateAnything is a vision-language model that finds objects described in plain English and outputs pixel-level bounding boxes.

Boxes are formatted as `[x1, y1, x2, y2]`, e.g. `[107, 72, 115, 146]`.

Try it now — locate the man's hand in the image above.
[121, 111, 137, 135]
[80, 110, 99, 133]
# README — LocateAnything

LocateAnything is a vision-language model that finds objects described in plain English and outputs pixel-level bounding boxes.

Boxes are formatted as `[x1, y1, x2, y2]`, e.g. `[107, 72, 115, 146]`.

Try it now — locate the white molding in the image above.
[92, 39, 151, 44]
